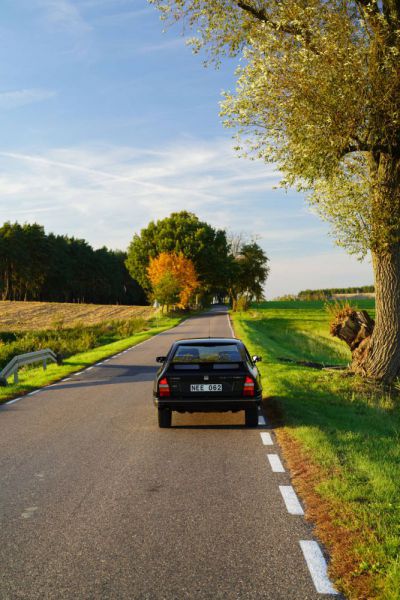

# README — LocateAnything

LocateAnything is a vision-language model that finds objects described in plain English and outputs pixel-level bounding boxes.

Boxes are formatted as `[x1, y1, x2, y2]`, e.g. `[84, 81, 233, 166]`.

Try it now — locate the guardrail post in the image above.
[0, 349, 57, 387]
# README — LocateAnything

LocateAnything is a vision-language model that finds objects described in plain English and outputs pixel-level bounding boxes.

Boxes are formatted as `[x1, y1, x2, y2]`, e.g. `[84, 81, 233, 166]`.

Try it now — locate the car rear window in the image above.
[172, 344, 242, 363]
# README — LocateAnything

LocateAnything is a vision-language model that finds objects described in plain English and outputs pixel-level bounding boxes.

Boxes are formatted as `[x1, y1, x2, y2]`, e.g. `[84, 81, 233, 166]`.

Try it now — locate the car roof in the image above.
[174, 338, 242, 345]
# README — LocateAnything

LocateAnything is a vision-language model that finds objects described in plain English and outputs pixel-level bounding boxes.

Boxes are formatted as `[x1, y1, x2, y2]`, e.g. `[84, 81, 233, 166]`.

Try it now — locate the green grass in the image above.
[232, 300, 400, 600]
[0, 316, 153, 369]
[0, 314, 182, 404]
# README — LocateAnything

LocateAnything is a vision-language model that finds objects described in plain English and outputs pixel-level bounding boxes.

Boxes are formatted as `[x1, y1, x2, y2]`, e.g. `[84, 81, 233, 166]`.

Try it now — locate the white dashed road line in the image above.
[267, 453, 285, 473]
[279, 485, 304, 515]
[227, 313, 235, 338]
[86, 367, 94, 371]
[5, 397, 22, 405]
[258, 414, 267, 426]
[260, 432, 273, 445]
[299, 541, 338, 595]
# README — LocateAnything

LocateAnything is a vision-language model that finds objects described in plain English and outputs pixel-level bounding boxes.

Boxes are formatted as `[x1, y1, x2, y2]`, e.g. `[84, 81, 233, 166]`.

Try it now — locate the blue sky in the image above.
[0, 0, 373, 297]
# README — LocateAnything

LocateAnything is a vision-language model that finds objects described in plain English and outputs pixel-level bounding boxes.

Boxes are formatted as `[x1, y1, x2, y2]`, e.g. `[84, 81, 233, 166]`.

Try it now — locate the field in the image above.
[232, 300, 400, 600]
[0, 300, 153, 331]
[0, 300, 180, 403]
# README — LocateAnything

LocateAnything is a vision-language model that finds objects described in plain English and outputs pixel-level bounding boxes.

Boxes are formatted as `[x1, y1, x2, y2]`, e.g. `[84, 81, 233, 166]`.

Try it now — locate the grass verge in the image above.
[232, 300, 400, 600]
[0, 314, 182, 405]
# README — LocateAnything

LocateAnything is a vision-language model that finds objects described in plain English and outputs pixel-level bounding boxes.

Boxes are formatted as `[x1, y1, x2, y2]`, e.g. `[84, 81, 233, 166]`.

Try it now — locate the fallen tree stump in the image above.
[330, 307, 375, 351]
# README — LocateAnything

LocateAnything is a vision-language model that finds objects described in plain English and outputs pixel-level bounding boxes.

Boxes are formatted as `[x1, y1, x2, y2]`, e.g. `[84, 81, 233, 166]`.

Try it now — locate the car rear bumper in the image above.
[154, 395, 262, 412]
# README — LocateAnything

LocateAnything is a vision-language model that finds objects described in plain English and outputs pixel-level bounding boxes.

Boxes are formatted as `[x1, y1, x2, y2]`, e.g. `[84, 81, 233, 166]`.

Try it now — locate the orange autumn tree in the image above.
[147, 252, 199, 310]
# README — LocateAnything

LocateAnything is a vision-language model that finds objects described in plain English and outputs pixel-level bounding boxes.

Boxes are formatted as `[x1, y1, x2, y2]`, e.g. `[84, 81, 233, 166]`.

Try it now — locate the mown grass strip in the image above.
[232, 300, 400, 600]
[0, 315, 182, 405]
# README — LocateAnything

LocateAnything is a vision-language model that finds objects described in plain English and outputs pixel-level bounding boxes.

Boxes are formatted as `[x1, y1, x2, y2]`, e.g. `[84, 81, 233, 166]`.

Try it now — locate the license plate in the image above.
[190, 384, 223, 392]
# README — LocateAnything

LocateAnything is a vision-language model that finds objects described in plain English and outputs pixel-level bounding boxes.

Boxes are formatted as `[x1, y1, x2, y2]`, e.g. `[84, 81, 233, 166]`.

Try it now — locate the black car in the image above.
[153, 337, 263, 428]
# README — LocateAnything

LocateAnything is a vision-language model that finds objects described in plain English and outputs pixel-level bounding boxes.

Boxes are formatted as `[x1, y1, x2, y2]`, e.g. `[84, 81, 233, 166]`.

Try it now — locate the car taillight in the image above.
[243, 376, 255, 397]
[159, 377, 171, 397]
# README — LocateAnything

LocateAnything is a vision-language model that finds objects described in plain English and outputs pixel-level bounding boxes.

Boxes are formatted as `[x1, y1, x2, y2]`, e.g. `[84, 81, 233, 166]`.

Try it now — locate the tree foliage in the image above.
[228, 241, 269, 310]
[147, 252, 199, 309]
[0, 222, 146, 305]
[126, 211, 230, 296]
[150, 0, 400, 253]
[151, 272, 182, 311]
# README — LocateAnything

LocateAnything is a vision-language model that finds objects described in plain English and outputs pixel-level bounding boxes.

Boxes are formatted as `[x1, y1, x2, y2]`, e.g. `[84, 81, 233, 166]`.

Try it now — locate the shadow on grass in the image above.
[243, 318, 349, 366]
[263, 371, 399, 501]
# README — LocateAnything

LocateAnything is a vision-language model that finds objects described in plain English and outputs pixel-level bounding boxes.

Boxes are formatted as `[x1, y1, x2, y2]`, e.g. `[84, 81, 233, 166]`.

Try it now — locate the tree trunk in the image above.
[352, 247, 400, 381]
[351, 153, 400, 382]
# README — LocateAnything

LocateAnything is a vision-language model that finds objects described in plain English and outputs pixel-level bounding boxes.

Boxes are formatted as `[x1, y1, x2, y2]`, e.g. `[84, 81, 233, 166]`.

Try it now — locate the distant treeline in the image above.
[0, 222, 146, 305]
[275, 286, 375, 301]
[298, 286, 374, 300]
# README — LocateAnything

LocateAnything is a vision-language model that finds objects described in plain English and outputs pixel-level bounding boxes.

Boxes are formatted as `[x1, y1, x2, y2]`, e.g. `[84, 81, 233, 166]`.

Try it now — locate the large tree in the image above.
[126, 211, 230, 299]
[228, 241, 269, 310]
[150, 0, 400, 382]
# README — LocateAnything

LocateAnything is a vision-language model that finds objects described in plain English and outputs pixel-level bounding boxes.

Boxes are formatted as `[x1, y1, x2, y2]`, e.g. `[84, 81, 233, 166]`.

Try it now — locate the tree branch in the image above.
[355, 0, 388, 34]
[236, 1, 315, 48]
[340, 140, 394, 157]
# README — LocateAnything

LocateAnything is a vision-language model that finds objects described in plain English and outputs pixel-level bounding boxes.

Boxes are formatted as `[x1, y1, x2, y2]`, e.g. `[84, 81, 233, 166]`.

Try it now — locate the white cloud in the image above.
[37, 0, 91, 34]
[0, 138, 372, 296]
[0, 89, 56, 110]
[0, 139, 280, 247]
[138, 38, 187, 54]
[91, 8, 153, 26]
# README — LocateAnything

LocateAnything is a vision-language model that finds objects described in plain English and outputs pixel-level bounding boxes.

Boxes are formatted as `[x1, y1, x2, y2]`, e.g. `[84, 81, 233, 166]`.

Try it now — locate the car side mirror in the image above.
[156, 356, 167, 363]
[252, 355, 262, 363]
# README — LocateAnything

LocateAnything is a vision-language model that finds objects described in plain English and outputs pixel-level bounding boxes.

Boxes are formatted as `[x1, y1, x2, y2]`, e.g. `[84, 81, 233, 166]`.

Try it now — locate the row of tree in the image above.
[0, 214, 269, 310]
[125, 211, 269, 310]
[0, 222, 146, 305]
[297, 286, 375, 301]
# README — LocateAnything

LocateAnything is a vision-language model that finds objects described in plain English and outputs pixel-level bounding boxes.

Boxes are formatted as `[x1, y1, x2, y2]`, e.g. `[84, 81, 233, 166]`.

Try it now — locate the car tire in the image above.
[158, 408, 172, 428]
[245, 406, 258, 427]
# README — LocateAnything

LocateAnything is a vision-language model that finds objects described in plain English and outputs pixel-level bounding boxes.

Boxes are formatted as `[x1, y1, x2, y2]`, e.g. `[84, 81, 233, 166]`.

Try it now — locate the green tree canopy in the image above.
[0, 222, 146, 305]
[151, 271, 182, 312]
[125, 211, 230, 296]
[228, 241, 269, 310]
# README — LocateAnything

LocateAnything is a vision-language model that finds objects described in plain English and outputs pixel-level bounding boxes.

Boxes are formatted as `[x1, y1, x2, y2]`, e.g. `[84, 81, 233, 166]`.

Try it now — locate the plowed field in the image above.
[0, 301, 153, 331]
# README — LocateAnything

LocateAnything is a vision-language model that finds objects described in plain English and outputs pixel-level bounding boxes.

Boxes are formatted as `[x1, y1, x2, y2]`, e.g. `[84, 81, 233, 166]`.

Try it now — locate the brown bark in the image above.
[352, 247, 400, 381]
[350, 152, 400, 382]
[330, 152, 400, 382]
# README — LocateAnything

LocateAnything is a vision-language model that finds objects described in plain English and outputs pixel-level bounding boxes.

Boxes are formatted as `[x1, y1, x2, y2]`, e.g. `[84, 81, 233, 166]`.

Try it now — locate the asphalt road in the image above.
[0, 307, 340, 599]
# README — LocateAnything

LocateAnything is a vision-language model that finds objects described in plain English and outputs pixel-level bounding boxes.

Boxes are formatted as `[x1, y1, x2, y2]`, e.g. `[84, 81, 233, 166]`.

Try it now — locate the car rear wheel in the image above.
[245, 406, 258, 427]
[158, 408, 172, 428]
